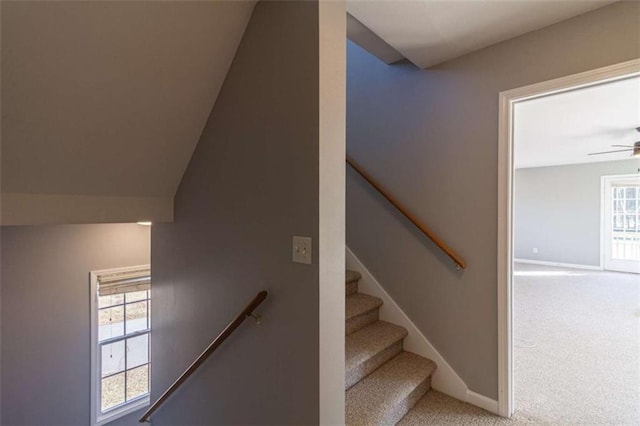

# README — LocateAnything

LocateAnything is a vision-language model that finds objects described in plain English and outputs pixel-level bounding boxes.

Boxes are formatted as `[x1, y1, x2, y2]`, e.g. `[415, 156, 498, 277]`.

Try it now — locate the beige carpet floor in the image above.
[399, 263, 640, 425]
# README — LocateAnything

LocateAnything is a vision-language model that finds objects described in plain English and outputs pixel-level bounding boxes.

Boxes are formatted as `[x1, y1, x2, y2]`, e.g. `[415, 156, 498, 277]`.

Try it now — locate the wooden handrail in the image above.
[139, 290, 268, 423]
[347, 156, 466, 270]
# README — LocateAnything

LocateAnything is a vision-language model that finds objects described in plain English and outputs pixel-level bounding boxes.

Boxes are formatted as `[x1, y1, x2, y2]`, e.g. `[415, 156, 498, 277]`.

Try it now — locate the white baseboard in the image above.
[514, 258, 602, 271]
[466, 389, 499, 414]
[346, 246, 500, 415]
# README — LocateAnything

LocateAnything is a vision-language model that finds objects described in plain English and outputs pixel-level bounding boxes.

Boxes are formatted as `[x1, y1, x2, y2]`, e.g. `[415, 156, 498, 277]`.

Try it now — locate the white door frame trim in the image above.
[497, 58, 640, 418]
[601, 174, 640, 274]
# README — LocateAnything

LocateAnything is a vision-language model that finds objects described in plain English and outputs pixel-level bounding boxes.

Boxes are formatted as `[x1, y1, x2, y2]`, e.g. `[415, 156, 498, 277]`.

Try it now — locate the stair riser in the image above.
[346, 280, 358, 296]
[346, 309, 378, 335]
[380, 376, 431, 426]
[346, 340, 403, 390]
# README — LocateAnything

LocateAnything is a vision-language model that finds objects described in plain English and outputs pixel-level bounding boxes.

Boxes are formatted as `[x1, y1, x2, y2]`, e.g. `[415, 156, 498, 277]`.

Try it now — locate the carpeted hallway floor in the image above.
[399, 263, 640, 425]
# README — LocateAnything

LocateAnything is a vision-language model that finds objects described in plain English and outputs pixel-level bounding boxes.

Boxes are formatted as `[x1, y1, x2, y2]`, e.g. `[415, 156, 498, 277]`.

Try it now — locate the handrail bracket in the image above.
[246, 313, 262, 325]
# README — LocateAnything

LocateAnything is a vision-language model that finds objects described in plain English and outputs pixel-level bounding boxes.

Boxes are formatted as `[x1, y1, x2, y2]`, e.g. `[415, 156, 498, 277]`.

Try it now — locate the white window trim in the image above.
[90, 264, 151, 426]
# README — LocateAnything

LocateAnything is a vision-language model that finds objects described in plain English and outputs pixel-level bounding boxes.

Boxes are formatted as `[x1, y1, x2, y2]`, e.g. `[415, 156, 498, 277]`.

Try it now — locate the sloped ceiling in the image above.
[346, 13, 404, 65]
[3, 0, 625, 224]
[347, 0, 617, 68]
[1, 0, 256, 224]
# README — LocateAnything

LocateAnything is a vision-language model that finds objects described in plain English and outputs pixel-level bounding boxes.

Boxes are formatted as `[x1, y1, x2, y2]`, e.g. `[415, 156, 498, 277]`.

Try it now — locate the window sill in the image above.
[94, 396, 149, 426]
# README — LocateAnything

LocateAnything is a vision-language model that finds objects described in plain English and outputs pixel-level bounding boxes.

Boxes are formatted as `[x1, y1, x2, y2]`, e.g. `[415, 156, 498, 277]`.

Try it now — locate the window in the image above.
[602, 175, 640, 273]
[90, 265, 151, 425]
[611, 185, 639, 259]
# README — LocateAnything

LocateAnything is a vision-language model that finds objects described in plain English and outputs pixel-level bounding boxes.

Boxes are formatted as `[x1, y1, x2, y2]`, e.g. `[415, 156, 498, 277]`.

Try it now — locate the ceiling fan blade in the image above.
[610, 145, 634, 148]
[588, 148, 633, 156]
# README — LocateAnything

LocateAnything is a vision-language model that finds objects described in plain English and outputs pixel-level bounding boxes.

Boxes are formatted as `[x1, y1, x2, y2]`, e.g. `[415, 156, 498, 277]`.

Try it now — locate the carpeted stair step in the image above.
[345, 321, 408, 389]
[346, 293, 383, 335]
[346, 270, 361, 296]
[346, 351, 437, 426]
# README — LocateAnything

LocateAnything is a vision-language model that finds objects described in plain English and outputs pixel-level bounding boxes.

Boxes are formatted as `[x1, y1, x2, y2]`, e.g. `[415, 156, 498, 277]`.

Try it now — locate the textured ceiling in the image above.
[2, 0, 256, 197]
[347, 0, 617, 68]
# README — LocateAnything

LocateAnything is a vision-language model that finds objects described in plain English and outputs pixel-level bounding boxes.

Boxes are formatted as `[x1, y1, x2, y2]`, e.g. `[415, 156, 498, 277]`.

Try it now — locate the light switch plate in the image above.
[293, 236, 312, 264]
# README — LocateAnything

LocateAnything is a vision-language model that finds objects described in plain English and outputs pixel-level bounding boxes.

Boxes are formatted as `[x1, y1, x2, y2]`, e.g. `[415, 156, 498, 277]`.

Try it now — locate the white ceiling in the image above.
[2, 0, 630, 223]
[347, 13, 404, 64]
[347, 0, 617, 68]
[1, 0, 255, 198]
[514, 76, 640, 169]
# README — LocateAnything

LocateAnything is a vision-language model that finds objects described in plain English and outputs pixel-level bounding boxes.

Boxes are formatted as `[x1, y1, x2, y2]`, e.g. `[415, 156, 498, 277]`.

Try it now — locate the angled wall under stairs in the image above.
[346, 247, 499, 416]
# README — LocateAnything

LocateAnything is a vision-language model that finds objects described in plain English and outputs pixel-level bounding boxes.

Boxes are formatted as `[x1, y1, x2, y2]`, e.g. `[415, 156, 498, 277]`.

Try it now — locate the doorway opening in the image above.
[498, 59, 640, 421]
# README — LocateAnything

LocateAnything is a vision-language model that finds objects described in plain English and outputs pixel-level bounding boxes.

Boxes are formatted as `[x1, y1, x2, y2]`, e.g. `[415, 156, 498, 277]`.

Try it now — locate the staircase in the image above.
[345, 270, 437, 425]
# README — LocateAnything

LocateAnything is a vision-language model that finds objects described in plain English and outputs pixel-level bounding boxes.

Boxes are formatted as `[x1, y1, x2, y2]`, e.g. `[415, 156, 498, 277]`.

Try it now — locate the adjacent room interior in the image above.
[512, 76, 640, 423]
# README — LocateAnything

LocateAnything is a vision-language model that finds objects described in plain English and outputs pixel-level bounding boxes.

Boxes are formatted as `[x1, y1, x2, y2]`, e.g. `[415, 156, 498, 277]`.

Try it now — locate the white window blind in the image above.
[611, 180, 640, 187]
[97, 268, 150, 296]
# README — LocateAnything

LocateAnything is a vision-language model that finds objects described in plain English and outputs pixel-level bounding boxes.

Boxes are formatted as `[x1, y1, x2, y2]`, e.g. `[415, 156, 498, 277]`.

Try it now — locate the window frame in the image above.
[90, 265, 151, 426]
[601, 175, 640, 273]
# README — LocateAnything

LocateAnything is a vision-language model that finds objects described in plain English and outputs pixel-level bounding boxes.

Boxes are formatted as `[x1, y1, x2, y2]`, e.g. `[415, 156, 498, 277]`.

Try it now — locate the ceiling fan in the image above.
[588, 127, 640, 157]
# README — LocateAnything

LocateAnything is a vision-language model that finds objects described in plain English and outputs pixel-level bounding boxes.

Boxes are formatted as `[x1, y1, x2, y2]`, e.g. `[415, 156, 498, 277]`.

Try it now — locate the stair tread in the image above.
[346, 321, 408, 371]
[346, 270, 362, 283]
[346, 293, 383, 320]
[346, 352, 437, 426]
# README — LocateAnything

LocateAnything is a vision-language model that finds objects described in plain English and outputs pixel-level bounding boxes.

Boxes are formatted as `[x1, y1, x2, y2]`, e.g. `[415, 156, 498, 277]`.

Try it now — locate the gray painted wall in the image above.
[514, 160, 639, 266]
[346, 1, 640, 399]
[150, 2, 322, 424]
[1, 224, 150, 426]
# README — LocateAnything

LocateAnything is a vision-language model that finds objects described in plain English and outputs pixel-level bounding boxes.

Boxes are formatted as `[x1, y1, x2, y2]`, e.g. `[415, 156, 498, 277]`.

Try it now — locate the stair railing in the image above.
[347, 156, 466, 270]
[139, 290, 268, 423]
